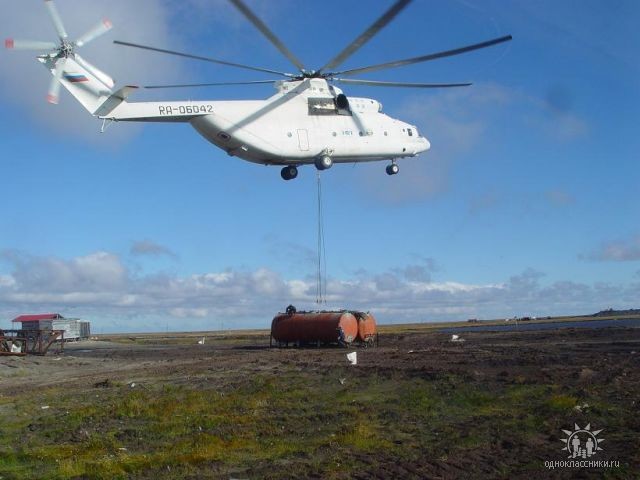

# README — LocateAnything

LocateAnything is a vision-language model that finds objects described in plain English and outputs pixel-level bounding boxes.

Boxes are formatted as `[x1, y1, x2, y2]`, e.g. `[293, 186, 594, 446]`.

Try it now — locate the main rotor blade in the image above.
[143, 80, 279, 89]
[74, 54, 115, 88]
[47, 58, 66, 104]
[229, 0, 305, 73]
[335, 34, 513, 77]
[334, 78, 472, 88]
[114, 40, 294, 78]
[75, 19, 113, 47]
[318, 0, 412, 74]
[5, 39, 57, 51]
[44, 0, 68, 40]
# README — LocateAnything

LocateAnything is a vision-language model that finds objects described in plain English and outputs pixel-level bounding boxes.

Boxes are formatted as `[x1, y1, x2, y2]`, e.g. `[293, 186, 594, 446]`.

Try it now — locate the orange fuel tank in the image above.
[271, 311, 358, 345]
[354, 312, 378, 343]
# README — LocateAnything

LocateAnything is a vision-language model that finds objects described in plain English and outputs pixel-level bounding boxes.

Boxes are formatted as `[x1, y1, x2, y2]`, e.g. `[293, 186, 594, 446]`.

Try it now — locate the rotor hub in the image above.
[59, 41, 73, 58]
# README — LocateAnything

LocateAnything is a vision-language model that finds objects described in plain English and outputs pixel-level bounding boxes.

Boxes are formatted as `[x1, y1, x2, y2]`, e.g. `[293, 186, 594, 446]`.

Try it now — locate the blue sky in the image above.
[0, 0, 638, 332]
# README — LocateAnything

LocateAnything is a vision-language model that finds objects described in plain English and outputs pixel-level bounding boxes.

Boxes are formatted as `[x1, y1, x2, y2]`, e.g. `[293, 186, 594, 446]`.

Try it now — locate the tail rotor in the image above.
[5, 0, 114, 103]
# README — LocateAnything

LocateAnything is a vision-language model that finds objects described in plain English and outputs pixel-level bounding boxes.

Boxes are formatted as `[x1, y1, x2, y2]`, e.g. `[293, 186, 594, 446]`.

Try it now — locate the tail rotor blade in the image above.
[75, 19, 113, 47]
[74, 53, 115, 88]
[47, 58, 66, 104]
[44, 0, 68, 40]
[5, 39, 57, 51]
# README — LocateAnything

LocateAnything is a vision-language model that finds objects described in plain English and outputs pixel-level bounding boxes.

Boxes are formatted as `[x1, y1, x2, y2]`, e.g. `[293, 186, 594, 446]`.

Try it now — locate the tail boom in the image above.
[41, 56, 215, 123]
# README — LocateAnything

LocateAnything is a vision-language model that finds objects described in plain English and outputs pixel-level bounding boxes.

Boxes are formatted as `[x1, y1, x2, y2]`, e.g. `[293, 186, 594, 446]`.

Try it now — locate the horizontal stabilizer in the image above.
[94, 85, 138, 116]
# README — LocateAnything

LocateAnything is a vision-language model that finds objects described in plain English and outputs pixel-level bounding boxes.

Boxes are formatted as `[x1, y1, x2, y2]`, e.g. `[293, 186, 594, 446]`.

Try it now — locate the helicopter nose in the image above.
[420, 136, 430, 152]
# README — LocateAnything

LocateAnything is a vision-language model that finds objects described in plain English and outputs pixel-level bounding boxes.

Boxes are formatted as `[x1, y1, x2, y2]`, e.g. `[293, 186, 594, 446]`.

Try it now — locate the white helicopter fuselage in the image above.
[107, 77, 430, 167]
[13, 0, 510, 180]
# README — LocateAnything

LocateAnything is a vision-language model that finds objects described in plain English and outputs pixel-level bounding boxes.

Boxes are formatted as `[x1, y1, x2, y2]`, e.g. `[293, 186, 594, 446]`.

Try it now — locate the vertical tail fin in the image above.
[39, 56, 113, 114]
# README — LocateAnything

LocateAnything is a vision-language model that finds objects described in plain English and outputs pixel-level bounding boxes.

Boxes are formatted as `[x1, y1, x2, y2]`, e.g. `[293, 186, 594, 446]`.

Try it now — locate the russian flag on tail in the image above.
[64, 73, 89, 83]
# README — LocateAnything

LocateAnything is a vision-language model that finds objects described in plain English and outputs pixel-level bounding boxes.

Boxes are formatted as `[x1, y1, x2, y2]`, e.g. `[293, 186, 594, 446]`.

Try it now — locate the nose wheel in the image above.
[386, 162, 399, 175]
[281, 165, 298, 180]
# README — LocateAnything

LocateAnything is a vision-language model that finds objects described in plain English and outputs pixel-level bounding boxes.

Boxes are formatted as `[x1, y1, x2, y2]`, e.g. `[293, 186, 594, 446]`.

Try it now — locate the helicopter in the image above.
[5, 0, 511, 181]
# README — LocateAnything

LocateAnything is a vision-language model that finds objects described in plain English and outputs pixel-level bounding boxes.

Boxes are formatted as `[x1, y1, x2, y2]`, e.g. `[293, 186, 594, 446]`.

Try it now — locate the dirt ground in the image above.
[1, 324, 639, 479]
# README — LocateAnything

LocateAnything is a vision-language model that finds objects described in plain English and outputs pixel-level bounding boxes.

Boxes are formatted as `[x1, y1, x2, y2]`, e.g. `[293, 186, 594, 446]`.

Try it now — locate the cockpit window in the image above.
[407, 128, 413, 137]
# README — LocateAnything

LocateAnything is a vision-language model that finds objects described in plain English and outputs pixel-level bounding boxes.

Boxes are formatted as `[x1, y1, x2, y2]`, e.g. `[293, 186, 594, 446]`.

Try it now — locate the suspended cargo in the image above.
[271, 311, 358, 347]
[354, 311, 378, 345]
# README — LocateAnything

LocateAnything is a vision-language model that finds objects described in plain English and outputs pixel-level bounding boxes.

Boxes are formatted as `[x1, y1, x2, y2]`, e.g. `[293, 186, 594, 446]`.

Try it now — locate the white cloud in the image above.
[130, 240, 177, 259]
[583, 235, 640, 262]
[0, 250, 636, 331]
[0, 275, 16, 288]
[170, 307, 209, 319]
[1, 250, 126, 293]
[545, 189, 575, 207]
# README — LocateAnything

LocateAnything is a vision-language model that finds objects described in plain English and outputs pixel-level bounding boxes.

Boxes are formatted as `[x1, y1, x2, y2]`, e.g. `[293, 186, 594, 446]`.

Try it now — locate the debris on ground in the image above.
[346, 352, 357, 365]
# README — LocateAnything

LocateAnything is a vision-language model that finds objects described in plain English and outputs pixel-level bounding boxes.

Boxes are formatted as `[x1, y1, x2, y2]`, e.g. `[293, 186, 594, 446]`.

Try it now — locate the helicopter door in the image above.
[297, 129, 309, 151]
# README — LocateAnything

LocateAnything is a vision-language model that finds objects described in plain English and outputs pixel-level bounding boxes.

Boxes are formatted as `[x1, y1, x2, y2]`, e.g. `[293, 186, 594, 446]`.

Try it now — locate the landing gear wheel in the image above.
[386, 163, 399, 175]
[281, 165, 298, 180]
[315, 155, 333, 171]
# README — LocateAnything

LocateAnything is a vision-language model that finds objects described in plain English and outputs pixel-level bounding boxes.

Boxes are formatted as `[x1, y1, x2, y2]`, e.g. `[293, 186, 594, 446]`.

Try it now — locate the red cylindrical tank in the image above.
[354, 312, 378, 343]
[271, 311, 358, 344]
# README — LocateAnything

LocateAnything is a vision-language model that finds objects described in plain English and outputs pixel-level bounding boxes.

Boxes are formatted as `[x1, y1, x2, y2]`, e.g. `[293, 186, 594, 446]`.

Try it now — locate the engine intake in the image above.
[335, 93, 349, 110]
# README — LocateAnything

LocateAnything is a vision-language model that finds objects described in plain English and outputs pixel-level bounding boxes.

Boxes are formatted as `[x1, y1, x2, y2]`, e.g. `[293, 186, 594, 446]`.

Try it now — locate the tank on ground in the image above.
[271, 311, 358, 346]
[353, 311, 378, 345]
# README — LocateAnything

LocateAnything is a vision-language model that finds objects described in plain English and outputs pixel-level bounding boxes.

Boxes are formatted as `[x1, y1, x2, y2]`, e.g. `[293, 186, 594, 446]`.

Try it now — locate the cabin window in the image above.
[384, 131, 388, 136]
[308, 97, 338, 116]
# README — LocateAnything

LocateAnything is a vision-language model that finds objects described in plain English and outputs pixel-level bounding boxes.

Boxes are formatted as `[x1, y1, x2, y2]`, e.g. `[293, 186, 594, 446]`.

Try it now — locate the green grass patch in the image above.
[0, 363, 633, 479]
